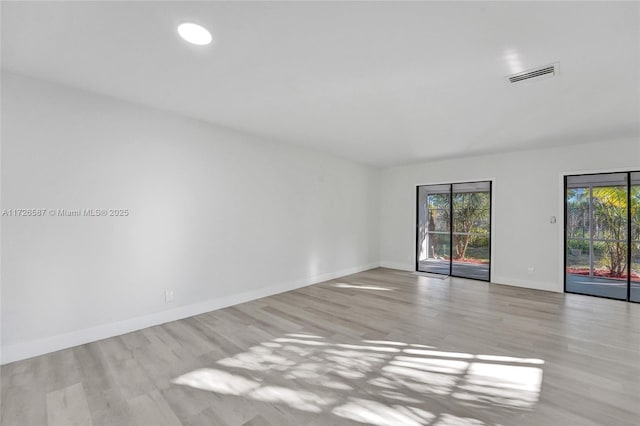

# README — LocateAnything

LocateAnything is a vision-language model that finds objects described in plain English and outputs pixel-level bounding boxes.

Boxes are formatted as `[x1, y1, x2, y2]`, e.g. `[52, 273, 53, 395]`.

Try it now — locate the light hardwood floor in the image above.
[2, 268, 640, 426]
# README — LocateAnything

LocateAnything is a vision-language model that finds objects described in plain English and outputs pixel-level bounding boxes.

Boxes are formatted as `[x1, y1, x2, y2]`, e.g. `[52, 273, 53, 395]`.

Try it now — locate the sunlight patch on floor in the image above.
[172, 335, 545, 425]
[392, 356, 469, 374]
[475, 354, 544, 364]
[172, 368, 334, 413]
[332, 282, 396, 291]
[335, 343, 401, 352]
[362, 340, 409, 346]
[453, 363, 543, 409]
[249, 385, 333, 413]
[273, 337, 326, 346]
[332, 398, 434, 426]
[404, 349, 475, 359]
[286, 333, 324, 339]
[173, 368, 259, 395]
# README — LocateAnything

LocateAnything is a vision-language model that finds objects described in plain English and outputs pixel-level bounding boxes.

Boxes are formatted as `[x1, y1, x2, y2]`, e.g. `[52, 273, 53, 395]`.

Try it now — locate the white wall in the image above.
[380, 139, 640, 292]
[3, 71, 638, 365]
[0, 72, 380, 364]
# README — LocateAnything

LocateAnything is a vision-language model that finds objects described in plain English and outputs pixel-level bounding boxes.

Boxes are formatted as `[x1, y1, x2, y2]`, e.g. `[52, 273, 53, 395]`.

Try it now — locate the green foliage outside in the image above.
[451, 192, 490, 260]
[567, 185, 640, 277]
[420, 192, 490, 262]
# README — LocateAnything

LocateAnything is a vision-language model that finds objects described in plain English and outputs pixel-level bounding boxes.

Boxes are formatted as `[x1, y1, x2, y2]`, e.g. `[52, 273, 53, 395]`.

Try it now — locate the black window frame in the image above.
[563, 171, 639, 303]
[415, 180, 492, 282]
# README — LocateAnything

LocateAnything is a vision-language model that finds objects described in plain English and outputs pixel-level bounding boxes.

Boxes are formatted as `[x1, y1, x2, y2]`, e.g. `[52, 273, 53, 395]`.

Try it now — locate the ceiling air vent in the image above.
[507, 62, 559, 84]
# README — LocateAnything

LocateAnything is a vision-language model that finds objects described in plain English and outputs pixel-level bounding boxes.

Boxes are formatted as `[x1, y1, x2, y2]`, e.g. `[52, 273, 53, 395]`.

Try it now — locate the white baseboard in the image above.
[377, 261, 563, 294]
[379, 261, 414, 271]
[1, 262, 379, 365]
[491, 275, 562, 293]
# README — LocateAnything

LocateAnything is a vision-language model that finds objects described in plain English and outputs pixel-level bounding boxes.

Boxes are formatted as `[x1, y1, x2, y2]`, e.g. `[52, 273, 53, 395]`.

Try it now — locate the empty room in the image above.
[1, 1, 639, 425]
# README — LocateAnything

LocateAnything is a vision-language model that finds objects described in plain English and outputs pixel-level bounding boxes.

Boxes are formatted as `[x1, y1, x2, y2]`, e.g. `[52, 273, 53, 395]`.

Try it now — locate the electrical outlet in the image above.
[527, 267, 535, 273]
[164, 290, 174, 303]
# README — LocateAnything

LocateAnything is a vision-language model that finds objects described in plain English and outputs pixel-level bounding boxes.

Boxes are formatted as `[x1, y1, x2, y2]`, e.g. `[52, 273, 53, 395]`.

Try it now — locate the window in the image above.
[565, 172, 639, 302]
[417, 181, 491, 281]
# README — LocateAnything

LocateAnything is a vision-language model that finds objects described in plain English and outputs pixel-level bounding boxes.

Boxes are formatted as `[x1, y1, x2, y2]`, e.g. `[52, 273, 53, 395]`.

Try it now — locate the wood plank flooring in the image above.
[2, 268, 640, 425]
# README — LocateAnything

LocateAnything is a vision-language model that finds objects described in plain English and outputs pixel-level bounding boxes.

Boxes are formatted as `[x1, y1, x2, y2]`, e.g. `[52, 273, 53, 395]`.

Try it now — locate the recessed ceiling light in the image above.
[177, 23, 212, 46]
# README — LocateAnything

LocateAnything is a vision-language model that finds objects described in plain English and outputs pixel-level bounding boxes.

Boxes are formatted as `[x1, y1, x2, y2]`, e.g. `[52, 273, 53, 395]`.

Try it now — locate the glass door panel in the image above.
[451, 182, 491, 281]
[631, 172, 640, 302]
[417, 184, 451, 275]
[565, 173, 628, 300]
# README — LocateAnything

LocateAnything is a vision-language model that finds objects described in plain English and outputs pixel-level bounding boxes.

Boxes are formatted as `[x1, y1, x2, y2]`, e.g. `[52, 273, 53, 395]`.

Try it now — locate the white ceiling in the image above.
[2, 1, 639, 166]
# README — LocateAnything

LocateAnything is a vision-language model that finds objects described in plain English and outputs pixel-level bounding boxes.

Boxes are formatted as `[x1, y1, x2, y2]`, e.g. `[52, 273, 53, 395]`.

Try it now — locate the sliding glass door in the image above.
[631, 172, 640, 302]
[417, 181, 491, 281]
[451, 182, 491, 281]
[417, 185, 451, 275]
[565, 172, 639, 302]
